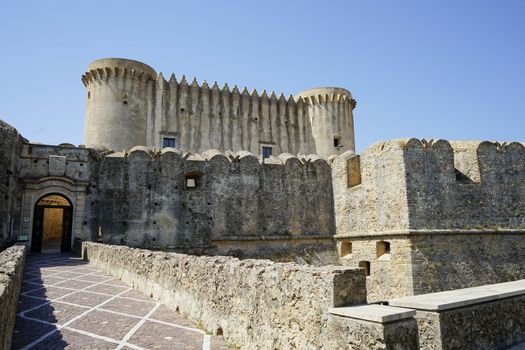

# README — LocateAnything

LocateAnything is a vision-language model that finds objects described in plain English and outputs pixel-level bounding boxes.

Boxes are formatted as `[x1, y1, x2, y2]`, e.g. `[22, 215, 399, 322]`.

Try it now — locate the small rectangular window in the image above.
[339, 241, 352, 257]
[163, 137, 176, 148]
[262, 146, 273, 159]
[185, 172, 203, 189]
[334, 137, 341, 148]
[359, 261, 371, 276]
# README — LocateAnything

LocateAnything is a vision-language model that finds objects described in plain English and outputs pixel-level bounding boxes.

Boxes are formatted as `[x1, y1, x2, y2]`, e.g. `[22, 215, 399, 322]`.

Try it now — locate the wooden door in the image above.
[31, 206, 44, 253]
[61, 206, 73, 252]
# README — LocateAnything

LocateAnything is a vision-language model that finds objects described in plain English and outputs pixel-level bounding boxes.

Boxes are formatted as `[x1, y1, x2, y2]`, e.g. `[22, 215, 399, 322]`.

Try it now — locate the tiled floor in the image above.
[12, 254, 230, 350]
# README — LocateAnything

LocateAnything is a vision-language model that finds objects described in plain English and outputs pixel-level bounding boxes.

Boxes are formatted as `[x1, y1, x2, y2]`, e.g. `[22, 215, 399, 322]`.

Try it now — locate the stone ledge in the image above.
[389, 279, 525, 311]
[210, 234, 334, 242]
[334, 228, 525, 239]
[329, 304, 415, 323]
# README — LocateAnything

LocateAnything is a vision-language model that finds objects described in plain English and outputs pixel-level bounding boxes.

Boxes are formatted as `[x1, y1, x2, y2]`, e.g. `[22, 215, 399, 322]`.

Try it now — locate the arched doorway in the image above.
[31, 194, 73, 253]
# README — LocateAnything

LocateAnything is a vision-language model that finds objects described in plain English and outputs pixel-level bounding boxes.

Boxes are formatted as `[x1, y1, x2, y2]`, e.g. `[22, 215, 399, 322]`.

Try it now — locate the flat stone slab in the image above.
[329, 304, 416, 323]
[389, 279, 525, 311]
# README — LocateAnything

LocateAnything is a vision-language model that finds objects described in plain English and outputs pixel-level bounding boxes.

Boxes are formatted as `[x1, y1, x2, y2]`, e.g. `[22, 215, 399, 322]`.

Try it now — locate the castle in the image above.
[1, 58, 525, 348]
[82, 58, 357, 158]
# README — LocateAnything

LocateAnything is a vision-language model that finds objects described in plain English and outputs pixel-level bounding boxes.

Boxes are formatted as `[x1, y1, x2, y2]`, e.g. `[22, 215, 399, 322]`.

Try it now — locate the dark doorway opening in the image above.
[31, 194, 73, 253]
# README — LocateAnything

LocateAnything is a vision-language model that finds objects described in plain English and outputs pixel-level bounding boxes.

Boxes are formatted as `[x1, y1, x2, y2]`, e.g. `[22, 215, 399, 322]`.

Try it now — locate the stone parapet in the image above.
[0, 119, 25, 242]
[84, 148, 336, 261]
[328, 305, 418, 350]
[390, 279, 525, 349]
[82, 242, 366, 349]
[0, 245, 26, 349]
[333, 138, 525, 236]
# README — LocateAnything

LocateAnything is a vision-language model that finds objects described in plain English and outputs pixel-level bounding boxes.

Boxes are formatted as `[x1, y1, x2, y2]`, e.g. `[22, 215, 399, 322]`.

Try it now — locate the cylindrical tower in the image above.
[82, 58, 157, 151]
[295, 87, 356, 157]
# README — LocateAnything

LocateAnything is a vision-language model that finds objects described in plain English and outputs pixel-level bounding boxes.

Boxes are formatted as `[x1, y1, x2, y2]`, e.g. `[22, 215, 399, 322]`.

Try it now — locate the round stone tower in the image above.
[295, 87, 356, 157]
[82, 58, 157, 151]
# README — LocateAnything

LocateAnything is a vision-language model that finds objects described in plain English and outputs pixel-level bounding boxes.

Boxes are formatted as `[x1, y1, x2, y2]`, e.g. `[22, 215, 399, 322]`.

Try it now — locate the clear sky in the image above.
[1, 0, 523, 153]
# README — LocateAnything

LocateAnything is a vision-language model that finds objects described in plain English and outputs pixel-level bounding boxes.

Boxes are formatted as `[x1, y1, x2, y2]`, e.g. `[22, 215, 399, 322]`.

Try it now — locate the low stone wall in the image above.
[210, 236, 339, 265]
[0, 120, 24, 242]
[82, 242, 366, 349]
[390, 279, 525, 349]
[0, 245, 26, 349]
[328, 305, 418, 350]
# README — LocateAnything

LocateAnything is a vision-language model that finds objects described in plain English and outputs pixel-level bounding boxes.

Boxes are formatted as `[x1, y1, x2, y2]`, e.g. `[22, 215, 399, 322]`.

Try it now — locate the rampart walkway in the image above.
[12, 253, 229, 349]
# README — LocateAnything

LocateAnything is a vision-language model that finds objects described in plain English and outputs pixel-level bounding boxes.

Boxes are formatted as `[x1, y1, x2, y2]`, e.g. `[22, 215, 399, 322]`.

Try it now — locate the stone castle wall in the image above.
[334, 138, 525, 235]
[82, 58, 356, 157]
[0, 245, 26, 350]
[84, 147, 337, 261]
[18, 144, 91, 182]
[4, 115, 525, 302]
[409, 233, 525, 295]
[0, 121, 24, 242]
[404, 139, 525, 230]
[333, 138, 525, 300]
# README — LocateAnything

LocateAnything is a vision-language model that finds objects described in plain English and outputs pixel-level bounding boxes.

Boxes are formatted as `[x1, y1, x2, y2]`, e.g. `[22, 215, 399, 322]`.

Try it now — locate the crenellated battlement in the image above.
[294, 87, 357, 108]
[81, 58, 157, 86]
[333, 138, 525, 236]
[86, 143, 335, 249]
[82, 58, 355, 112]
[103, 146, 330, 167]
[83, 58, 357, 157]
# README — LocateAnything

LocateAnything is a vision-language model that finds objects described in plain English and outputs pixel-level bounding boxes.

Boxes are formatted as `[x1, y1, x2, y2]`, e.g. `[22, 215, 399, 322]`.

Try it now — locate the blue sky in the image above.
[1, 1, 523, 152]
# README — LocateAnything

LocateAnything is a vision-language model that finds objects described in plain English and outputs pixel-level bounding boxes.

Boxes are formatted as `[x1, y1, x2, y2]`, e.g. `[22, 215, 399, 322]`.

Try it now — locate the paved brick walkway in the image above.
[13, 254, 230, 350]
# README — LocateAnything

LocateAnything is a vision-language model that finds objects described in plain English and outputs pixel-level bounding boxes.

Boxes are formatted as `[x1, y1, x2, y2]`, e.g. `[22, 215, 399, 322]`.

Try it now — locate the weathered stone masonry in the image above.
[85, 147, 337, 261]
[333, 138, 525, 301]
[82, 241, 367, 350]
[0, 121, 25, 243]
[5, 120, 525, 304]
[0, 245, 25, 350]
[82, 58, 357, 158]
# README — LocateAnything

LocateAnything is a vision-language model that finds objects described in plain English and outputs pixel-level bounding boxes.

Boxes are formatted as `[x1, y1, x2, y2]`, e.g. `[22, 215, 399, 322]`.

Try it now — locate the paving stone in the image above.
[51, 271, 89, 279]
[75, 274, 114, 283]
[31, 328, 118, 350]
[13, 253, 231, 349]
[22, 271, 41, 278]
[25, 301, 88, 324]
[85, 283, 129, 295]
[21, 281, 44, 293]
[128, 320, 204, 349]
[72, 268, 100, 274]
[53, 279, 96, 290]
[25, 286, 75, 300]
[99, 279, 129, 287]
[67, 309, 140, 340]
[11, 316, 57, 349]
[57, 290, 114, 307]
[149, 304, 197, 328]
[38, 268, 70, 275]
[25, 275, 68, 286]
[17, 295, 49, 313]
[119, 288, 153, 301]
[101, 296, 156, 317]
